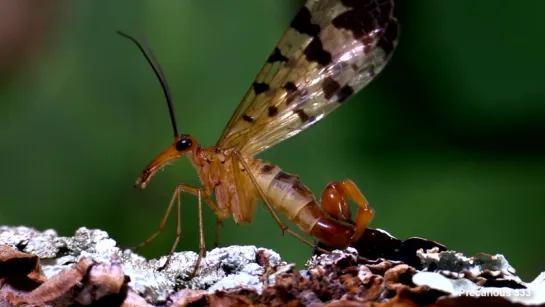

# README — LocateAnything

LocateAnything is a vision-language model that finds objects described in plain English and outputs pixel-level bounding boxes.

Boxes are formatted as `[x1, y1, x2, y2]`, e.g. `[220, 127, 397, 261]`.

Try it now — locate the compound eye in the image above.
[175, 136, 192, 151]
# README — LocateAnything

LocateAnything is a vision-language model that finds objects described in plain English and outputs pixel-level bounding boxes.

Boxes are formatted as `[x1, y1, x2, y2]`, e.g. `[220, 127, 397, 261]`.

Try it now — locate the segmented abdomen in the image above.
[252, 160, 324, 233]
[249, 158, 355, 248]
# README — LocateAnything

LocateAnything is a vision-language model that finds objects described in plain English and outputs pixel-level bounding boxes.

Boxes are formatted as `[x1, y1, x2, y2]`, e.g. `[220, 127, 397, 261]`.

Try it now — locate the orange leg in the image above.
[130, 185, 181, 251]
[130, 183, 225, 276]
[321, 179, 375, 243]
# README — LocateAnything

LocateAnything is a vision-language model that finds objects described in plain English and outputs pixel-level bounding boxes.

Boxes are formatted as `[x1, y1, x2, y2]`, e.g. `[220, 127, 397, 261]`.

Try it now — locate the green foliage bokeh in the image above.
[0, 1, 543, 280]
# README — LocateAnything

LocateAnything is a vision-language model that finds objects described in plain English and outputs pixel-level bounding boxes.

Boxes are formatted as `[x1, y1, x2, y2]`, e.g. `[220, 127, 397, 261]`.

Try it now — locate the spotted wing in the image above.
[217, 0, 399, 156]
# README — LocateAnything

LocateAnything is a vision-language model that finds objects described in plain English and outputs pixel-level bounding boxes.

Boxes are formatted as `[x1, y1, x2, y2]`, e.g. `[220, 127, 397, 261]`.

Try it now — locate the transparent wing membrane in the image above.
[217, 0, 399, 156]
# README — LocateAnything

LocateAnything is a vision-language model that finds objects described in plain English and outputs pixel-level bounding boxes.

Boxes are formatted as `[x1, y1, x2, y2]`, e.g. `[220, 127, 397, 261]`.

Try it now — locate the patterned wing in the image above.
[216, 0, 399, 156]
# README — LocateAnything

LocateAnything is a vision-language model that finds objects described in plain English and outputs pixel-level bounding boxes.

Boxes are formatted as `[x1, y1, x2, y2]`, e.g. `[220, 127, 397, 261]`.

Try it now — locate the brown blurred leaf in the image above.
[0, 0, 60, 81]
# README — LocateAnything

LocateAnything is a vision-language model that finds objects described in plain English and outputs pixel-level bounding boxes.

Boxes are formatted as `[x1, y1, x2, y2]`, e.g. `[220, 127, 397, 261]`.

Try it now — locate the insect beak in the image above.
[134, 144, 183, 189]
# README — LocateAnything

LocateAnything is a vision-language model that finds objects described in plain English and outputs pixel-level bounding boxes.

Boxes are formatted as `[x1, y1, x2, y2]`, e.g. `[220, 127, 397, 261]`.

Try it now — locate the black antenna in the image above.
[116, 30, 179, 138]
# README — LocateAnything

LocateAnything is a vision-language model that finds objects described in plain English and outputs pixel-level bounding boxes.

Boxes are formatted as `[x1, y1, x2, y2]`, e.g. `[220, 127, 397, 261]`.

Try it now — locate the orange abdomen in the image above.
[253, 161, 355, 249]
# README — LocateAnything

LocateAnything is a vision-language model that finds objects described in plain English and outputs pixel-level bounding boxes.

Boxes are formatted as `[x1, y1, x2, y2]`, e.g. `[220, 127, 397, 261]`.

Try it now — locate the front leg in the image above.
[321, 179, 375, 243]
[129, 183, 225, 277]
[157, 184, 221, 277]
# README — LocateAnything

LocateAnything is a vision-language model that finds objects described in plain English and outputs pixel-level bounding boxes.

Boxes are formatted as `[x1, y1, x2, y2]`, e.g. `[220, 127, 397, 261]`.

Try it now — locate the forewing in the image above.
[217, 0, 399, 156]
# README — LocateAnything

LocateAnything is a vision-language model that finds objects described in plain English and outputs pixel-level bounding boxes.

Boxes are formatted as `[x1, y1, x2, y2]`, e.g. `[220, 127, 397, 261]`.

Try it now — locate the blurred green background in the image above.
[0, 0, 543, 281]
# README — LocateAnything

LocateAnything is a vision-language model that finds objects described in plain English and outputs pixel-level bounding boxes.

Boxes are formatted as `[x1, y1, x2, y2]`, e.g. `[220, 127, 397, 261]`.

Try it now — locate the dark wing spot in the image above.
[267, 48, 289, 63]
[285, 58, 298, 69]
[290, 6, 320, 37]
[336, 0, 394, 42]
[294, 109, 315, 123]
[337, 85, 354, 103]
[284, 82, 299, 106]
[351, 63, 359, 71]
[284, 82, 298, 93]
[253, 82, 270, 95]
[295, 109, 309, 122]
[260, 164, 275, 174]
[242, 114, 254, 122]
[322, 76, 341, 100]
[304, 38, 332, 66]
[332, 9, 375, 42]
[268, 106, 278, 117]
[377, 19, 399, 56]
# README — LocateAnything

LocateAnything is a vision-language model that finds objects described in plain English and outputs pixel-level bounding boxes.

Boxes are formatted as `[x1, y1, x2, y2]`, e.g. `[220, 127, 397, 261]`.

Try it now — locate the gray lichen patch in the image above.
[417, 247, 518, 278]
[413, 247, 545, 305]
[1, 225, 544, 307]
[0, 226, 284, 305]
[0, 226, 65, 259]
